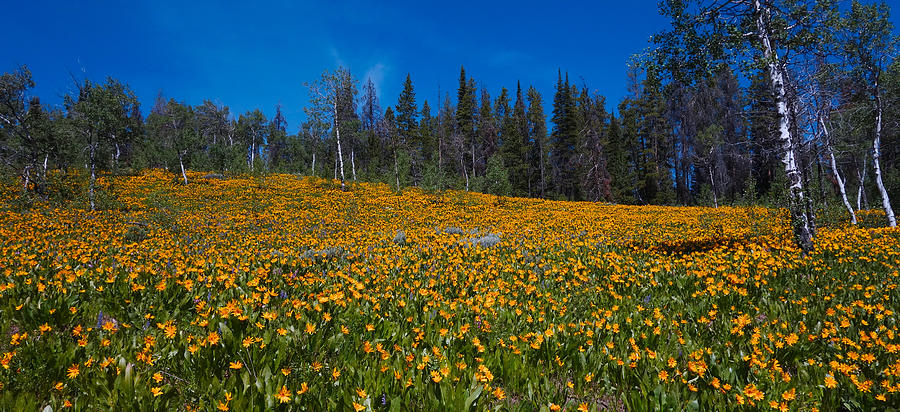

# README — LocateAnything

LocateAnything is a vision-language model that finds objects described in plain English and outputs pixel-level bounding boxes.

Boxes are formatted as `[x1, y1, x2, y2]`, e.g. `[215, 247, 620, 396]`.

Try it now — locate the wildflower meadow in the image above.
[1, 170, 898, 411]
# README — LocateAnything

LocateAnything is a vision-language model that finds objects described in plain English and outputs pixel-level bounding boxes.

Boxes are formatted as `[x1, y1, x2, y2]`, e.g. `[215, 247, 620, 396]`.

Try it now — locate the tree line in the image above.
[1, 0, 899, 249]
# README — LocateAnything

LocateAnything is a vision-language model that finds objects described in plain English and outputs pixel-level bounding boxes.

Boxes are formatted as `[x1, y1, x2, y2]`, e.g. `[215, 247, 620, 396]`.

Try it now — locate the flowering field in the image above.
[1, 171, 898, 411]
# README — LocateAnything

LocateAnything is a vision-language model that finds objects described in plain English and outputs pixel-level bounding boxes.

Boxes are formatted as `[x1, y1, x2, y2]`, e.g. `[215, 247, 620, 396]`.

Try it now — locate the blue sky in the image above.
[4, 1, 896, 130]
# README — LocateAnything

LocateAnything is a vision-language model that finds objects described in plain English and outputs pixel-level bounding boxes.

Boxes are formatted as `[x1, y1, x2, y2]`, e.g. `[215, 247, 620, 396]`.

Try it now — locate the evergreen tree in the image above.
[360, 77, 382, 179]
[576, 88, 612, 202]
[477, 88, 497, 174]
[484, 153, 511, 196]
[395, 74, 419, 183]
[551, 71, 578, 199]
[605, 114, 633, 203]
[618, 91, 643, 203]
[502, 82, 528, 196]
[381, 107, 408, 189]
[455, 67, 476, 182]
[267, 104, 288, 171]
[747, 70, 779, 198]
[637, 65, 674, 205]
[420, 100, 434, 164]
[438, 92, 457, 189]
[526, 86, 549, 198]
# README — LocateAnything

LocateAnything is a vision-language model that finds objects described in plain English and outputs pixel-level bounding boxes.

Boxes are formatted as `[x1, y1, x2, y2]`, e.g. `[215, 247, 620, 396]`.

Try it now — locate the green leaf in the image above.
[464, 384, 483, 410]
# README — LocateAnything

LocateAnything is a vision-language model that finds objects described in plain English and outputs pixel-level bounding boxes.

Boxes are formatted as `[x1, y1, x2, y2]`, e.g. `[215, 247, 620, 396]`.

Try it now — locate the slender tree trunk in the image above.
[858, 154, 868, 210]
[709, 167, 718, 208]
[250, 140, 256, 172]
[528, 174, 533, 198]
[334, 103, 346, 191]
[312, 152, 316, 176]
[351, 150, 357, 181]
[179, 153, 188, 185]
[41, 154, 49, 191]
[22, 165, 31, 194]
[461, 156, 469, 192]
[820, 117, 857, 224]
[755, 0, 814, 251]
[872, 78, 896, 226]
[115, 142, 121, 169]
[828, 150, 857, 224]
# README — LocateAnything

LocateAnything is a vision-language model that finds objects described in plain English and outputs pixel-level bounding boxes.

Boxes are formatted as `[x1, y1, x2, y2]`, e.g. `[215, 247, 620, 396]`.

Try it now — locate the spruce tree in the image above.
[267, 105, 288, 171]
[396, 74, 419, 184]
[456, 67, 475, 180]
[476, 88, 496, 175]
[506, 82, 529, 196]
[526, 86, 548, 198]
[551, 71, 578, 200]
[605, 114, 633, 203]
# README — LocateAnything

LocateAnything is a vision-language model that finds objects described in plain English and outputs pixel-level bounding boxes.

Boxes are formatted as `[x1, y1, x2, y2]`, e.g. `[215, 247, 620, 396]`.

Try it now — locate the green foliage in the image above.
[741, 174, 759, 206]
[395, 74, 418, 150]
[395, 149, 412, 190]
[551, 71, 579, 200]
[606, 115, 633, 204]
[697, 184, 714, 207]
[421, 160, 445, 193]
[764, 167, 791, 209]
[526, 87, 548, 198]
[483, 154, 511, 197]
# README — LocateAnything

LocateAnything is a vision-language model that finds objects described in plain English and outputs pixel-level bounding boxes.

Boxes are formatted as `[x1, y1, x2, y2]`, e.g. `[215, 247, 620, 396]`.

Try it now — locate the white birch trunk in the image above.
[23, 165, 30, 193]
[42, 154, 48, 185]
[755, 0, 814, 251]
[312, 152, 316, 176]
[820, 117, 857, 224]
[333, 102, 346, 191]
[351, 149, 357, 181]
[462, 157, 469, 192]
[872, 78, 896, 226]
[858, 155, 868, 210]
[179, 154, 188, 185]
[250, 141, 255, 172]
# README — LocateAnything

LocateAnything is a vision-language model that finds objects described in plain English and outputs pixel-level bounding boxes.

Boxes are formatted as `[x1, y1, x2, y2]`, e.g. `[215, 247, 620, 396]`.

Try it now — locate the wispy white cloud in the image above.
[363, 62, 388, 99]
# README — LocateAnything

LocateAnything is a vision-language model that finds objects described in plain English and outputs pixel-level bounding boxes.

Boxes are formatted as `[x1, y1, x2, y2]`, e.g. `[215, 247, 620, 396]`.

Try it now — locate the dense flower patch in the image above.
[0, 170, 898, 411]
